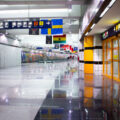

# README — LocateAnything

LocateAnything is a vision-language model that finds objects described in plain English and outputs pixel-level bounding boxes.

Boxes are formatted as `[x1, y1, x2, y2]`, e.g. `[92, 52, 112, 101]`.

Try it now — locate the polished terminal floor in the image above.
[0, 60, 119, 120]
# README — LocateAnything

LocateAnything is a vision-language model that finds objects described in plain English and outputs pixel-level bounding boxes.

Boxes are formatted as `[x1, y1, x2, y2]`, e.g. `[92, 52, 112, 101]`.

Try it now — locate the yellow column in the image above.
[84, 36, 93, 74]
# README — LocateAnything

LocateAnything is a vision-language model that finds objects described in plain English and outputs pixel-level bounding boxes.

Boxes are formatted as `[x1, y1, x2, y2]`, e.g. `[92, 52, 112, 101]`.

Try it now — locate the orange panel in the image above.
[84, 64, 93, 74]
[84, 74, 93, 86]
[84, 98, 93, 108]
[84, 36, 93, 48]
[84, 87, 93, 98]
[84, 50, 93, 61]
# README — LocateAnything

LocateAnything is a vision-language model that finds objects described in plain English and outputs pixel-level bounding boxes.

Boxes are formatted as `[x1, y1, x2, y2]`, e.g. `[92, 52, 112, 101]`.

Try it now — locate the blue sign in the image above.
[73, 47, 78, 51]
[36, 47, 43, 50]
[0, 20, 52, 30]
[41, 19, 63, 35]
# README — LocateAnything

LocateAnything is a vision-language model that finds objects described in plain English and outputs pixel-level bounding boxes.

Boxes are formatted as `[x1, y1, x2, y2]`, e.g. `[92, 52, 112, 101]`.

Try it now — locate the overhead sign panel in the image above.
[0, 20, 52, 30]
[41, 19, 63, 35]
[53, 34, 66, 44]
[46, 36, 52, 44]
[29, 28, 39, 35]
[0, 19, 63, 35]
[102, 21, 120, 40]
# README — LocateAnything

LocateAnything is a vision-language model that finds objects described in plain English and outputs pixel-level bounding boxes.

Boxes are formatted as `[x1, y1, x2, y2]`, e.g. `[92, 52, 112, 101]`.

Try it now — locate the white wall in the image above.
[0, 44, 21, 68]
[66, 34, 79, 47]
[0, 34, 21, 68]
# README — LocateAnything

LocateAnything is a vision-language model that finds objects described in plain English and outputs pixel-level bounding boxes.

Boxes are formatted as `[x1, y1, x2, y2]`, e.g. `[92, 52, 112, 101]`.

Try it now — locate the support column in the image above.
[84, 36, 93, 74]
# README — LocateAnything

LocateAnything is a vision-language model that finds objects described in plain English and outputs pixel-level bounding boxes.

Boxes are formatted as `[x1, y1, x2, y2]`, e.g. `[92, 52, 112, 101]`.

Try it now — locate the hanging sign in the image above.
[0, 20, 52, 30]
[102, 21, 120, 40]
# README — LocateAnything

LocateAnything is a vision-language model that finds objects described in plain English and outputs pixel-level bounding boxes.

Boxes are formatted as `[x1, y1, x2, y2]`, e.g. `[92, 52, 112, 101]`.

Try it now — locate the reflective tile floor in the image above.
[0, 60, 118, 120]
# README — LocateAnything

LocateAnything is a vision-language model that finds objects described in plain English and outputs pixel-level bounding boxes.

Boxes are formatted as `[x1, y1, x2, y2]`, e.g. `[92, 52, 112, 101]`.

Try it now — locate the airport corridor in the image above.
[0, 60, 106, 120]
[0, 0, 120, 119]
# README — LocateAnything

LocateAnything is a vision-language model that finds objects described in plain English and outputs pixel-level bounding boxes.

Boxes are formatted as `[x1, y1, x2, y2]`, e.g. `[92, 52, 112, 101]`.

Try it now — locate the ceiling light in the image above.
[0, 8, 71, 14]
[108, 0, 116, 8]
[0, 10, 27, 14]
[31, 8, 71, 13]
[100, 0, 116, 18]
[100, 7, 109, 18]
[91, 23, 96, 29]
[85, 32, 88, 36]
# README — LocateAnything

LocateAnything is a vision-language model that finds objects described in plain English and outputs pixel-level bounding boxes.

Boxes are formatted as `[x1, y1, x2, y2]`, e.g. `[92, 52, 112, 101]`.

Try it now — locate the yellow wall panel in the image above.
[84, 36, 93, 74]
[84, 87, 93, 98]
[84, 50, 93, 61]
[84, 98, 93, 107]
[84, 74, 93, 86]
[84, 64, 93, 74]
[84, 36, 93, 48]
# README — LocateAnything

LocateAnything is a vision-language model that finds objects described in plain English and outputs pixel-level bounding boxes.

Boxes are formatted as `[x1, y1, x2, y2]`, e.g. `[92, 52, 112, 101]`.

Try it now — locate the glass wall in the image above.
[103, 37, 120, 81]
[103, 42, 107, 74]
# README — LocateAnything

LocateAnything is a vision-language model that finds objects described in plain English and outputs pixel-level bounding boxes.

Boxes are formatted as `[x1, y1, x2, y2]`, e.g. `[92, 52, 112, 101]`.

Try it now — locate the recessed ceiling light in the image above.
[100, 0, 116, 18]
[100, 7, 109, 18]
[85, 32, 88, 36]
[91, 23, 96, 29]
[108, 0, 116, 8]
[0, 8, 71, 14]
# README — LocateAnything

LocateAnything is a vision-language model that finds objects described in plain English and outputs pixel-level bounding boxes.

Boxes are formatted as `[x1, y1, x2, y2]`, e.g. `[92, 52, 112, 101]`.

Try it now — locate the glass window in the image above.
[113, 49, 118, 60]
[119, 62, 120, 79]
[103, 42, 106, 61]
[104, 62, 106, 74]
[104, 50, 106, 61]
[113, 40, 118, 48]
[119, 39, 120, 59]
[107, 62, 111, 75]
[113, 62, 118, 78]
[107, 42, 111, 48]
[104, 42, 106, 49]
[107, 50, 111, 60]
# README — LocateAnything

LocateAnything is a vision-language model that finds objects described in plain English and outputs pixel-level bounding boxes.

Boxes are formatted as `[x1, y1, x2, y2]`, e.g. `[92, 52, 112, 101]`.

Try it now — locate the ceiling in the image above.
[88, 0, 120, 35]
[0, 0, 93, 34]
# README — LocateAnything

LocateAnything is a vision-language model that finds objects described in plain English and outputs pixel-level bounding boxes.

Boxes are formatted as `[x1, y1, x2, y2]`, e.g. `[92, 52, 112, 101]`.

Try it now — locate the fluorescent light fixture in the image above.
[100, 7, 109, 18]
[108, 0, 116, 7]
[0, 10, 27, 14]
[0, 5, 8, 7]
[0, 8, 71, 14]
[100, 0, 116, 18]
[31, 8, 71, 12]
[85, 32, 88, 36]
[91, 23, 96, 29]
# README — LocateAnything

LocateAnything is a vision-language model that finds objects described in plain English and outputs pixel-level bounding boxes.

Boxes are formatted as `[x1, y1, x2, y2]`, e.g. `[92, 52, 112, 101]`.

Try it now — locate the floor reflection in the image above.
[35, 61, 81, 120]
[0, 60, 119, 120]
[102, 76, 120, 120]
[34, 61, 105, 120]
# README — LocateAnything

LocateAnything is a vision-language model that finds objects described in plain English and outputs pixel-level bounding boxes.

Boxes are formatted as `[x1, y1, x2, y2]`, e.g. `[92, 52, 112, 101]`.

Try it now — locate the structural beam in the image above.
[0, 16, 81, 20]
[0, 1, 84, 5]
